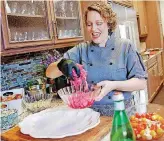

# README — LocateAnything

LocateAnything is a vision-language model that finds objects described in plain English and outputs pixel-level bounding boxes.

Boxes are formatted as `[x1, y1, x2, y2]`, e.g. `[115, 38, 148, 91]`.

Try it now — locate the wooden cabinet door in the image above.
[145, 1, 163, 49]
[136, 1, 148, 37]
[147, 66, 155, 99]
[147, 62, 161, 102]
[1, 1, 54, 49]
[50, 1, 84, 44]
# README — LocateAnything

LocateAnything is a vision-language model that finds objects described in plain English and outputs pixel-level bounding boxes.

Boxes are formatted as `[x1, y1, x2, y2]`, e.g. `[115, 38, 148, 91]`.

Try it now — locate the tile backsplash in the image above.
[1, 48, 71, 91]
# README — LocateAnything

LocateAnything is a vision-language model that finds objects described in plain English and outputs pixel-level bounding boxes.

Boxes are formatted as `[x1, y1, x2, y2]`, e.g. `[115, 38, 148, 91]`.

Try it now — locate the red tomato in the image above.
[150, 124, 157, 131]
[135, 113, 141, 118]
[160, 124, 164, 130]
[145, 113, 152, 120]
[133, 128, 139, 135]
[136, 124, 144, 132]
[142, 124, 146, 130]
[141, 113, 146, 118]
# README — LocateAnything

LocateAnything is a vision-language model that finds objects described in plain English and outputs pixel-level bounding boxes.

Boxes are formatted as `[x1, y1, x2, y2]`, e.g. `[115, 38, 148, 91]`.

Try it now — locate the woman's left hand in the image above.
[95, 80, 117, 101]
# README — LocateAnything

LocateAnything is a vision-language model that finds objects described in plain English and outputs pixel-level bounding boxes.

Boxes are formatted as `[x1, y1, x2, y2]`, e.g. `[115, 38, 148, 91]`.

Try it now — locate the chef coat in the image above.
[63, 33, 147, 105]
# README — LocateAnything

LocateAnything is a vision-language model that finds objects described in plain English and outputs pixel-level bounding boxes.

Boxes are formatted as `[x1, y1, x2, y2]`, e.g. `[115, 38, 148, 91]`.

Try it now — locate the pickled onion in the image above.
[69, 64, 94, 109]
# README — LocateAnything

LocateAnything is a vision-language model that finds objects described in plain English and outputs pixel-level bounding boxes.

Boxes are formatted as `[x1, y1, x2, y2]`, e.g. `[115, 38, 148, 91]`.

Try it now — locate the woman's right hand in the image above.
[57, 59, 80, 80]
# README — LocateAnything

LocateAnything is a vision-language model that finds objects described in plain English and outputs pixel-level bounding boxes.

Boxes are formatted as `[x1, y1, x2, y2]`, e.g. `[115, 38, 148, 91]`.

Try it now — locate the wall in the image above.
[1, 48, 71, 91]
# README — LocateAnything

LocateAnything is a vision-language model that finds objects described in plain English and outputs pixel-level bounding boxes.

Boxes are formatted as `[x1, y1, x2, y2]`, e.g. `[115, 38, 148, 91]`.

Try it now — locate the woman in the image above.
[46, 2, 147, 115]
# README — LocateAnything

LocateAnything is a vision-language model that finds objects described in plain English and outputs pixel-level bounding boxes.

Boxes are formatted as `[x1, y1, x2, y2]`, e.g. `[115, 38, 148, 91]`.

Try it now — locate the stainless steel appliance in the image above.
[110, 2, 140, 52]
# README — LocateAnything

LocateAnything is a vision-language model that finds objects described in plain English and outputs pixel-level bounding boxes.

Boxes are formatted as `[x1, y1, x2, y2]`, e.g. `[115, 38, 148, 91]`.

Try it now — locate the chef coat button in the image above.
[90, 63, 93, 66]
[111, 48, 114, 50]
[109, 62, 113, 65]
[108, 96, 111, 99]
[91, 50, 94, 52]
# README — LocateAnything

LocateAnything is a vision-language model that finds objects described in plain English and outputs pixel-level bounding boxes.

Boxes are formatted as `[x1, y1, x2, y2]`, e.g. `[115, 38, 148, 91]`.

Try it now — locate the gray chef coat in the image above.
[63, 33, 147, 105]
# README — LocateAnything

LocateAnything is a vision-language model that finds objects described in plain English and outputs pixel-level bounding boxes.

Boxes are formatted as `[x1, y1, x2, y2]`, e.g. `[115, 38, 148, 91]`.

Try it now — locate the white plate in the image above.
[19, 106, 100, 138]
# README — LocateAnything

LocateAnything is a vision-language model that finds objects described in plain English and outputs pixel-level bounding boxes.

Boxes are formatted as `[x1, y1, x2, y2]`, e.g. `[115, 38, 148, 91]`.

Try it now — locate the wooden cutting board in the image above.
[1, 116, 112, 141]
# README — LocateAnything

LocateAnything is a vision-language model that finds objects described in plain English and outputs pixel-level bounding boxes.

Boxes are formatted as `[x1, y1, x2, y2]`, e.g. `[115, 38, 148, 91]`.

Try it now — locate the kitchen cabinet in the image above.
[132, 1, 148, 37]
[157, 51, 164, 85]
[146, 51, 164, 102]
[1, 1, 84, 56]
[147, 64, 158, 100]
[145, 1, 163, 49]
[50, 1, 83, 43]
[1, 1, 54, 49]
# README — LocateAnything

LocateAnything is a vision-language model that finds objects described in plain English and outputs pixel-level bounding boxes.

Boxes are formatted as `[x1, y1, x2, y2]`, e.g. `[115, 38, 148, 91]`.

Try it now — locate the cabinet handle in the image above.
[144, 26, 147, 34]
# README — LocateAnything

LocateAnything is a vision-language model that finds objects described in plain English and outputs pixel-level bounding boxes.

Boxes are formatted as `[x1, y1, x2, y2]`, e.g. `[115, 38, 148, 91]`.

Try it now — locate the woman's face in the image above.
[86, 10, 109, 46]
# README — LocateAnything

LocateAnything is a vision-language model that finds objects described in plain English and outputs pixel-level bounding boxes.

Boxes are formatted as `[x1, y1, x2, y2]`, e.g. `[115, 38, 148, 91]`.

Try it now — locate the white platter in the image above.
[19, 106, 100, 138]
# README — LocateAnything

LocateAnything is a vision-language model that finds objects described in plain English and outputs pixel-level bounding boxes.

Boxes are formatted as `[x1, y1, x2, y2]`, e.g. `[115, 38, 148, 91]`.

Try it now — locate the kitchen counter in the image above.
[1, 104, 164, 141]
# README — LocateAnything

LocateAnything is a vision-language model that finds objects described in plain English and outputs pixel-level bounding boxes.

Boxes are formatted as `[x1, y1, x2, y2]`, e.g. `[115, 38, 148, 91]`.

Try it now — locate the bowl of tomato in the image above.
[129, 112, 164, 140]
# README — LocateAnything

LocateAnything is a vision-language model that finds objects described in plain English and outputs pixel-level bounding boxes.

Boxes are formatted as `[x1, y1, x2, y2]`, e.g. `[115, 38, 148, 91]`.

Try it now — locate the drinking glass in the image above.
[69, 30, 73, 37]
[58, 30, 63, 38]
[63, 30, 69, 38]
[11, 2, 18, 14]
[60, 0, 66, 17]
[12, 31, 19, 41]
[78, 29, 81, 36]
[24, 32, 28, 41]
[21, 4, 28, 14]
[40, 30, 48, 39]
[18, 32, 24, 42]
[5, 1, 11, 13]
[32, 32, 37, 40]
[70, 2, 74, 17]
[31, 5, 35, 15]
[74, 29, 78, 37]
[31, 1, 38, 15]
[40, 1, 46, 15]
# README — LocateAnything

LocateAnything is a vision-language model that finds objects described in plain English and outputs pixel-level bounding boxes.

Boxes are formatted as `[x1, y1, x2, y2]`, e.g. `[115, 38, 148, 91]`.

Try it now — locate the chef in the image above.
[46, 2, 147, 115]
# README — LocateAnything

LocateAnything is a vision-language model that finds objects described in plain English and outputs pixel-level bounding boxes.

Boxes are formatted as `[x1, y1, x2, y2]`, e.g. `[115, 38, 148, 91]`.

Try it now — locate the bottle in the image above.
[110, 92, 136, 141]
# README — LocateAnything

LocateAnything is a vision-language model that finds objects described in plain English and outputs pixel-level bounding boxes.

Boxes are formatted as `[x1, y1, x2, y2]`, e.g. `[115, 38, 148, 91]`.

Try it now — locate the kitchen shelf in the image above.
[7, 13, 45, 18]
[56, 16, 79, 20]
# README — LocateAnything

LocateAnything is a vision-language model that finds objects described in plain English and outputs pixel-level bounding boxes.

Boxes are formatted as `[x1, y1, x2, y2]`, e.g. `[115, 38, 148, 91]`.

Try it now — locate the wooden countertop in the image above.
[1, 104, 164, 141]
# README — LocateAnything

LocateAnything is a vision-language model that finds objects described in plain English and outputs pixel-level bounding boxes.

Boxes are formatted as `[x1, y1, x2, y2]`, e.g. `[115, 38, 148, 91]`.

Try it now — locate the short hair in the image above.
[84, 2, 117, 34]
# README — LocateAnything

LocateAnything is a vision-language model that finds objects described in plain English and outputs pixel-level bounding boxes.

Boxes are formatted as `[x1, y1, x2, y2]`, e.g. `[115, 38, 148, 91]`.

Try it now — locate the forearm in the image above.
[114, 78, 147, 92]
[46, 60, 63, 79]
